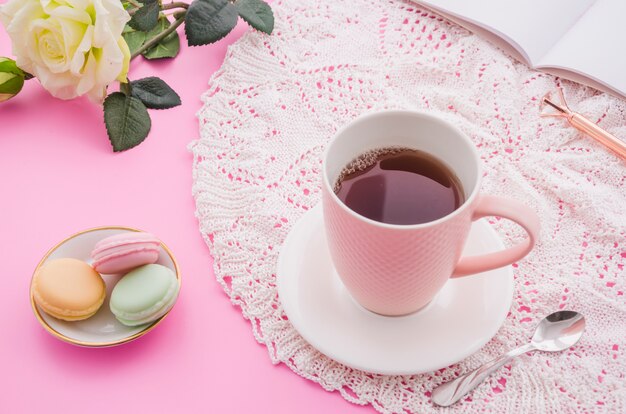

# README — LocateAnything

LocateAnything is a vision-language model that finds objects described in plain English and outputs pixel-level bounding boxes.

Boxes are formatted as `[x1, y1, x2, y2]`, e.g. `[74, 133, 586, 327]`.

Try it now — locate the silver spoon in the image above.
[431, 310, 586, 407]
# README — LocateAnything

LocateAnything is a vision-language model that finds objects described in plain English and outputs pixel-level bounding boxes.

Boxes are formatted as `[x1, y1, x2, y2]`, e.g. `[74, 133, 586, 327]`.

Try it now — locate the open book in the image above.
[411, 0, 626, 99]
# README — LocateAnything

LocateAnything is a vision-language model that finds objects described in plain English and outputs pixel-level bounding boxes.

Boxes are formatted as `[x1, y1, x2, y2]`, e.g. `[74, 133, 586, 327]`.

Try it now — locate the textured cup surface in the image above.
[322, 110, 481, 316]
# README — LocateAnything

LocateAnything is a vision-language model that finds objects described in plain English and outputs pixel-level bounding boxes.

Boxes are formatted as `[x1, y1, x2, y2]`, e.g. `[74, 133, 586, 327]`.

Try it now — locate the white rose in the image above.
[0, 0, 131, 102]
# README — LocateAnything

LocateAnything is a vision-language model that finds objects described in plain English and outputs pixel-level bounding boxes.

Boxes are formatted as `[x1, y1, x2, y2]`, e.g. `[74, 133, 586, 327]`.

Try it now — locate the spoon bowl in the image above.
[531, 310, 586, 352]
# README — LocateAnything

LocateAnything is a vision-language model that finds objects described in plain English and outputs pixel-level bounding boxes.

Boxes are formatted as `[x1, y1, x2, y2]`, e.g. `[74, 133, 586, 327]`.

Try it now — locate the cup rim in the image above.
[322, 109, 482, 230]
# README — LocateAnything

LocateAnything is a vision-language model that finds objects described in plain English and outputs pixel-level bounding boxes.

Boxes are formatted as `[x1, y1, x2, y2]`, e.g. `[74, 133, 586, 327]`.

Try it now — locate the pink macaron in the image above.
[91, 232, 161, 274]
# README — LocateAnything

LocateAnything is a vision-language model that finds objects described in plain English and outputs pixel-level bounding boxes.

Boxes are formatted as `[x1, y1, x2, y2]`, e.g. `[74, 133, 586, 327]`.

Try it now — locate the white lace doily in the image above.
[191, 0, 626, 412]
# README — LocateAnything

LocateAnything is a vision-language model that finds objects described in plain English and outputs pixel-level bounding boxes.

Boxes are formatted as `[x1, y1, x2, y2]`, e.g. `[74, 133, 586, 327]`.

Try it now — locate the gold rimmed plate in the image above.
[30, 226, 181, 347]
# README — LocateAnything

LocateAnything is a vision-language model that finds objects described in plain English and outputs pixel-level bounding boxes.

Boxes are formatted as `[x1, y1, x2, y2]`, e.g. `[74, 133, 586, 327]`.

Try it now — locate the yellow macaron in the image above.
[32, 258, 106, 321]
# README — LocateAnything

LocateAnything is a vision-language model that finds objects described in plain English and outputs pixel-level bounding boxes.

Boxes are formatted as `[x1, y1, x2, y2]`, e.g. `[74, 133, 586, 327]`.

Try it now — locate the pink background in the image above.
[0, 17, 370, 414]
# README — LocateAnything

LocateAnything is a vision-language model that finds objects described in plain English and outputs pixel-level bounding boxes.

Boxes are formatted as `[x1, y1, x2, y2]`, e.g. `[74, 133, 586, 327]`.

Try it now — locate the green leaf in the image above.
[235, 0, 274, 34]
[185, 0, 238, 46]
[143, 16, 181, 60]
[121, 1, 139, 12]
[130, 77, 181, 109]
[122, 28, 147, 56]
[0, 57, 26, 76]
[128, 0, 160, 32]
[0, 75, 24, 103]
[0, 57, 26, 102]
[104, 92, 152, 152]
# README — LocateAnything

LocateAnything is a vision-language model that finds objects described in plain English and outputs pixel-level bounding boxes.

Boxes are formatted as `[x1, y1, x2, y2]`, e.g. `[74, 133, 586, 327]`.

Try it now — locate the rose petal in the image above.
[70, 24, 94, 75]
[47, 5, 92, 25]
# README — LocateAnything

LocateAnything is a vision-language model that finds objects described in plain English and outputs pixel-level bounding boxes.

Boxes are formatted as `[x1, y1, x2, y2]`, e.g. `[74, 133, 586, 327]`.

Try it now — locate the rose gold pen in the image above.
[541, 88, 626, 161]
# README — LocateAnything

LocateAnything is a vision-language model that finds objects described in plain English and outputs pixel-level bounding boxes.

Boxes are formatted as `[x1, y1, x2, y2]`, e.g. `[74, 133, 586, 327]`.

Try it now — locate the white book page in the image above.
[536, 0, 626, 97]
[416, 0, 595, 65]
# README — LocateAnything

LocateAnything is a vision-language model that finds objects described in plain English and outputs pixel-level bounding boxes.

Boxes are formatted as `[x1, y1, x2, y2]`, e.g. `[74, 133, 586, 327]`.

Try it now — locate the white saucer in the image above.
[30, 227, 181, 347]
[277, 205, 513, 375]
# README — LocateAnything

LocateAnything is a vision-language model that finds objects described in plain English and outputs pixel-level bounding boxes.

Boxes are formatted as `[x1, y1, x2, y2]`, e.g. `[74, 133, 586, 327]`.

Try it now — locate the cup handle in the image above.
[452, 195, 540, 278]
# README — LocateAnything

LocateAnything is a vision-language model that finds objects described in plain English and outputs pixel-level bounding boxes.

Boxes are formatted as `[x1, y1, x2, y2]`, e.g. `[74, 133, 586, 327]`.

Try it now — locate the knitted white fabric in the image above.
[191, 0, 626, 412]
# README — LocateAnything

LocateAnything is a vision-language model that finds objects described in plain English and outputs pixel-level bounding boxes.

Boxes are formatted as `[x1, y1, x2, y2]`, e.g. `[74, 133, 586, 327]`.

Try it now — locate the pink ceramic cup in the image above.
[322, 110, 540, 316]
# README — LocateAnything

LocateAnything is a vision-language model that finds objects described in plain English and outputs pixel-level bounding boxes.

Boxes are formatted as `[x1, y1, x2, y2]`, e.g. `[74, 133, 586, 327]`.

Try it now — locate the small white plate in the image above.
[277, 205, 513, 375]
[30, 227, 181, 347]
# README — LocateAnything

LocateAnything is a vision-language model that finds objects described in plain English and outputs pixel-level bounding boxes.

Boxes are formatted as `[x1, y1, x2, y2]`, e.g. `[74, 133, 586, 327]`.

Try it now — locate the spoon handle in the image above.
[431, 343, 535, 407]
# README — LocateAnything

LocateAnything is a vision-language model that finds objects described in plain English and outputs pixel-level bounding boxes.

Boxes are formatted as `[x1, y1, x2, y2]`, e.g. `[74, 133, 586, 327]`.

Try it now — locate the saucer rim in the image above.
[277, 205, 513, 375]
[30, 226, 182, 348]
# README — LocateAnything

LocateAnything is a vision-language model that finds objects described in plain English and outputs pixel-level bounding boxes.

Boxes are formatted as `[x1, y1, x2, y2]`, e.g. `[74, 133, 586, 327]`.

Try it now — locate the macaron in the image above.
[110, 264, 180, 326]
[91, 232, 161, 274]
[32, 258, 106, 321]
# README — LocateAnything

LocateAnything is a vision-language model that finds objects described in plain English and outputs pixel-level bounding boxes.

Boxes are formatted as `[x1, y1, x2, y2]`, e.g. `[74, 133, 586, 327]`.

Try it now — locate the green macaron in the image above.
[110, 264, 180, 327]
